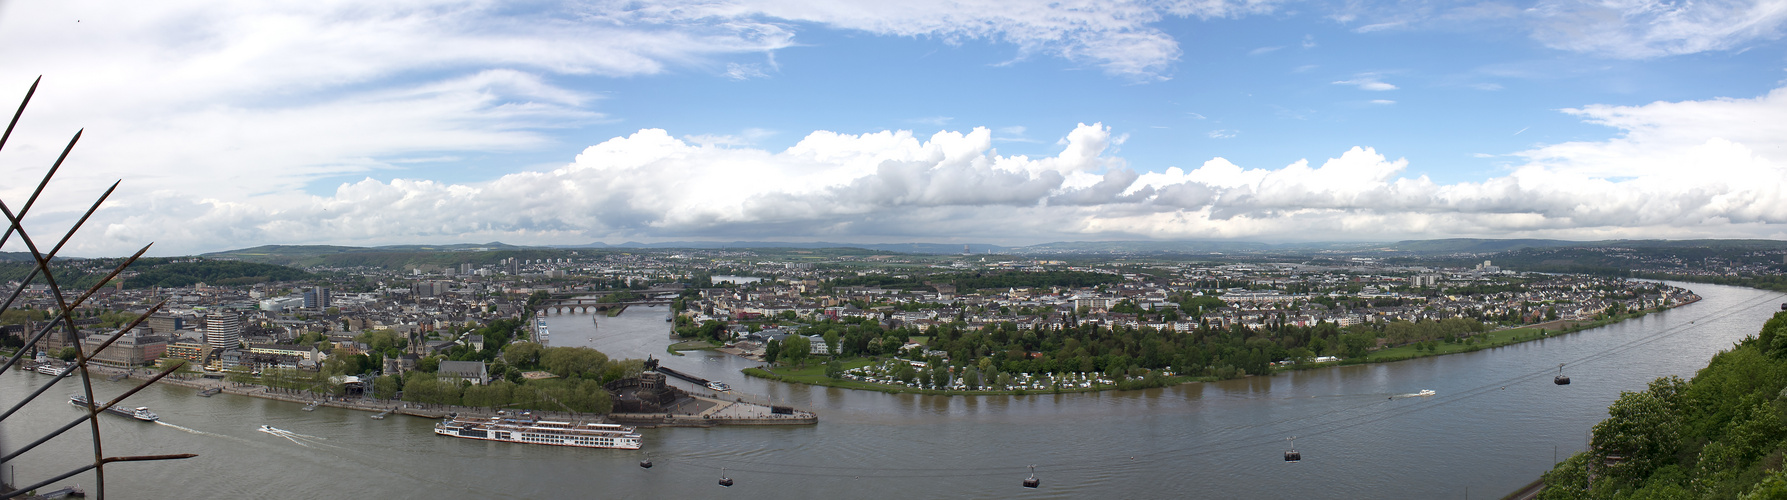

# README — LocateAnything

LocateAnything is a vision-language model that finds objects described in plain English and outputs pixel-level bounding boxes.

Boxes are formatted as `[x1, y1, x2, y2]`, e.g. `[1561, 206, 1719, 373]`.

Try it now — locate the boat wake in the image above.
[258, 425, 334, 448]
[155, 421, 257, 445]
[1393, 389, 1438, 399]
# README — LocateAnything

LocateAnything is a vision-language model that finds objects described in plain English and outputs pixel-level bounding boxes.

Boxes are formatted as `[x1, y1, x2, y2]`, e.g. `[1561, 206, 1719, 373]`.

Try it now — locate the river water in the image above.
[4, 282, 1784, 498]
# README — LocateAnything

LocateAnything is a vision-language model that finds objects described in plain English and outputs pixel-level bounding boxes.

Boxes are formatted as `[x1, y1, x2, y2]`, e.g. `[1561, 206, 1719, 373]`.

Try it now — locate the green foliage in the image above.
[0, 308, 49, 325]
[779, 336, 811, 365]
[1542, 311, 1787, 499]
[0, 258, 317, 290]
[540, 346, 608, 379]
[400, 374, 614, 414]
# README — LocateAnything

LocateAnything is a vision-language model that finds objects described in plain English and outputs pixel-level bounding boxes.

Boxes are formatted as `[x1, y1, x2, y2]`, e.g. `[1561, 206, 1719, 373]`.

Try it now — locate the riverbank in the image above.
[743, 299, 1699, 396]
[1320, 301, 1694, 368]
[744, 361, 1207, 396]
[67, 363, 613, 423]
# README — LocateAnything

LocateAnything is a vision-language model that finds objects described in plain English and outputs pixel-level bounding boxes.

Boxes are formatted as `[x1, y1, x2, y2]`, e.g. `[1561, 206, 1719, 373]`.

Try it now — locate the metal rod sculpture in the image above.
[0, 77, 196, 499]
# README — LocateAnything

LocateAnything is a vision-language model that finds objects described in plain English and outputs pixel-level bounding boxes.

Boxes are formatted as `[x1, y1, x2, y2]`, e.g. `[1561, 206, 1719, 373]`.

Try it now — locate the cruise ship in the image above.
[69, 394, 159, 421]
[36, 362, 68, 376]
[435, 413, 641, 449]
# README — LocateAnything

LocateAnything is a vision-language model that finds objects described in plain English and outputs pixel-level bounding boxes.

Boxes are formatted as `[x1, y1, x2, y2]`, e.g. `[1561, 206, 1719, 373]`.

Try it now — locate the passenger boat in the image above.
[434, 412, 642, 449]
[706, 381, 731, 392]
[36, 362, 68, 376]
[69, 394, 158, 421]
[1416, 389, 1436, 397]
[303, 401, 321, 411]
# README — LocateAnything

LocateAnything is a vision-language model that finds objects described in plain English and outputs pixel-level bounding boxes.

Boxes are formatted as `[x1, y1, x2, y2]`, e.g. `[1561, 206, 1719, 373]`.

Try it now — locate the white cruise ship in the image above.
[435, 413, 641, 450]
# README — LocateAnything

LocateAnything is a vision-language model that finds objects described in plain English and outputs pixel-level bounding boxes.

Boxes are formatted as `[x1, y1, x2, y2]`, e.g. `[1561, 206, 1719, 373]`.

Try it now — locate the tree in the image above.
[57, 346, 79, 361]
[373, 374, 400, 400]
[540, 346, 608, 379]
[781, 336, 811, 366]
[823, 331, 840, 357]
[416, 355, 441, 373]
[825, 359, 844, 379]
[504, 342, 544, 368]
[1591, 376, 1687, 489]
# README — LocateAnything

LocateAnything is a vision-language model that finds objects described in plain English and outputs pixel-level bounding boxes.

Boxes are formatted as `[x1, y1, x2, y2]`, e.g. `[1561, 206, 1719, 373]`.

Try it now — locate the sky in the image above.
[1, 0, 1786, 256]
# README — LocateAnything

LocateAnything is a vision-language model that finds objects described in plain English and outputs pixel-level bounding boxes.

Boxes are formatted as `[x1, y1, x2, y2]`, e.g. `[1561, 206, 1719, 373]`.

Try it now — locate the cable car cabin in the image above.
[1555, 375, 1571, 385]
[719, 468, 733, 487]
[1284, 450, 1302, 462]
[639, 459, 653, 469]
[1780, 302, 1786, 311]
[1023, 465, 1040, 488]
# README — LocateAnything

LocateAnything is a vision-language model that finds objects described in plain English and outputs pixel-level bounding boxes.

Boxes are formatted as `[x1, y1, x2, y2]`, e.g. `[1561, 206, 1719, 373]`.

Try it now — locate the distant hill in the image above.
[1378, 238, 1585, 254]
[565, 241, 1009, 254]
[0, 257, 317, 290]
[193, 238, 1787, 268]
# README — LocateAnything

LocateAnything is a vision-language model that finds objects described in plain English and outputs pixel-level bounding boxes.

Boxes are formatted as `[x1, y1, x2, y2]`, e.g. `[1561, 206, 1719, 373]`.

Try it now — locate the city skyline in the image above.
[1, 0, 1784, 257]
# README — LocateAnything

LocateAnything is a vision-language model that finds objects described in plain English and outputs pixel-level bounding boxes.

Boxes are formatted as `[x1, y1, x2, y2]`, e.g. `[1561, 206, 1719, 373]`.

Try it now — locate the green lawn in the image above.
[669, 340, 718, 351]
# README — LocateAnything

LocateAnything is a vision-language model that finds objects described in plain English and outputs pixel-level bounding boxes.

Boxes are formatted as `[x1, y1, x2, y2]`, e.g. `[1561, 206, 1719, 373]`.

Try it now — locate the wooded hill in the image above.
[0, 258, 315, 289]
[1540, 311, 1787, 499]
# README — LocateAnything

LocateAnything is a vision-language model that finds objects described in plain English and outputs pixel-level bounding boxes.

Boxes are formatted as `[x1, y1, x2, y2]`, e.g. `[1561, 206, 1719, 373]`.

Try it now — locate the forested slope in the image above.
[1541, 311, 1787, 499]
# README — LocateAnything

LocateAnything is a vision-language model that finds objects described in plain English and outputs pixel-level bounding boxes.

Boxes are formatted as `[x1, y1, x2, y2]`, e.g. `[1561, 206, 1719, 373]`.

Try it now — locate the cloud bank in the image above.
[74, 84, 1787, 254]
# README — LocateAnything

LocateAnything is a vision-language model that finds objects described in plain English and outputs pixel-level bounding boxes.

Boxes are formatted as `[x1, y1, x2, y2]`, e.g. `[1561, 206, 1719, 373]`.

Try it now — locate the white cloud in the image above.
[909, 116, 955, 127]
[1527, 0, 1787, 58]
[1207, 129, 1239, 139]
[724, 62, 771, 80]
[1356, 21, 1406, 32]
[720, 0, 1281, 78]
[1333, 75, 1399, 91]
[1249, 46, 1284, 55]
[1370, 99, 1396, 105]
[38, 91, 1787, 254]
[0, 0, 1294, 255]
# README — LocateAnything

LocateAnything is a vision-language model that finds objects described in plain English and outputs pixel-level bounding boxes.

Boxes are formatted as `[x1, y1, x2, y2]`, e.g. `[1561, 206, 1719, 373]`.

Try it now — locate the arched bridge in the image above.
[537, 298, 673, 314]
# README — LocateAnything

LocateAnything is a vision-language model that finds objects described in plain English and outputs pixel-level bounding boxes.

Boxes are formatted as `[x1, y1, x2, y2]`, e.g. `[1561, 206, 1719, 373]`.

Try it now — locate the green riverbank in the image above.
[743, 305, 1685, 396]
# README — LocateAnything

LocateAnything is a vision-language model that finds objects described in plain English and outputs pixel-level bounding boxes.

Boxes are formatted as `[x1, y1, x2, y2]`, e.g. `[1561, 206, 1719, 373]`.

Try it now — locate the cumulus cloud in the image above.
[59, 84, 1787, 254]
[0, 0, 1286, 254]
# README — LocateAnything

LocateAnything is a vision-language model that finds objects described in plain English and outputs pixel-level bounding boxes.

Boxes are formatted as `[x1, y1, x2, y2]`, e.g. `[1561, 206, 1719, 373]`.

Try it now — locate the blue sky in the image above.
[2, 0, 1786, 255]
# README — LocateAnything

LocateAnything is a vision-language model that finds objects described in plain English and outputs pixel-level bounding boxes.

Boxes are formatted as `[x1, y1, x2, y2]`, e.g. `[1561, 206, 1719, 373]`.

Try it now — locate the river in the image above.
[3, 281, 1784, 498]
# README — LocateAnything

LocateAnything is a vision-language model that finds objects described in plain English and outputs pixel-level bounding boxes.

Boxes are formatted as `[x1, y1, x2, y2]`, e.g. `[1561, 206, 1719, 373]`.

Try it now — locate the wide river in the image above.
[4, 281, 1785, 498]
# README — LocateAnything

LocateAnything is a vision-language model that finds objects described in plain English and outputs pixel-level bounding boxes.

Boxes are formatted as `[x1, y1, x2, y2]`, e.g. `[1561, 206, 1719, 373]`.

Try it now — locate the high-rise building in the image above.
[205, 312, 242, 351]
[303, 287, 331, 309]
[461, 263, 473, 275]
[506, 258, 519, 275]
